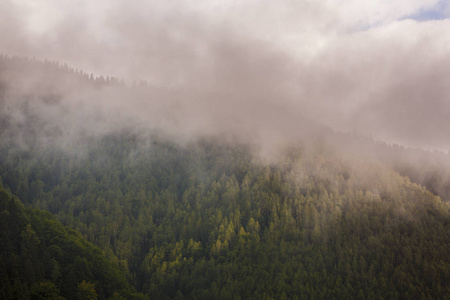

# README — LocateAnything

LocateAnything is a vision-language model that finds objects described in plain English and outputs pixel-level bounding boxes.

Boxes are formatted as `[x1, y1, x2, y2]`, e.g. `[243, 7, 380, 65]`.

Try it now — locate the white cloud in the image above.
[299, 19, 450, 149]
[1, 0, 450, 149]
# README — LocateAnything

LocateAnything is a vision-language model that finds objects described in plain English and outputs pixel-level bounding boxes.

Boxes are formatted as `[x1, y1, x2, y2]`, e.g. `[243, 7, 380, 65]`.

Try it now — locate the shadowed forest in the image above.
[1, 56, 449, 299]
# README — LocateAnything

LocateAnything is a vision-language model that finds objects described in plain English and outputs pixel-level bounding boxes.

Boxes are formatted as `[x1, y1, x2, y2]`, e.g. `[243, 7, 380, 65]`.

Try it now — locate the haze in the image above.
[1, 0, 450, 151]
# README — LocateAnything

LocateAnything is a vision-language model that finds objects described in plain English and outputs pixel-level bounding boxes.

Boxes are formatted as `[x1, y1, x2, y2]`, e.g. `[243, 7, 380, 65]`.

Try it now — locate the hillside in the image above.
[0, 188, 147, 299]
[1, 56, 450, 299]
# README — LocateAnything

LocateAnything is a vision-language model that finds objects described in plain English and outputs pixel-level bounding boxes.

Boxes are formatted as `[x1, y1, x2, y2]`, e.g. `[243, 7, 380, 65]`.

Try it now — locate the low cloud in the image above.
[1, 0, 449, 151]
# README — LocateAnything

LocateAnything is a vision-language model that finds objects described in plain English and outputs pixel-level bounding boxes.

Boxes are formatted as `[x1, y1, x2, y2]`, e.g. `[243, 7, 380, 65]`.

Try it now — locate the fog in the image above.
[1, 0, 450, 151]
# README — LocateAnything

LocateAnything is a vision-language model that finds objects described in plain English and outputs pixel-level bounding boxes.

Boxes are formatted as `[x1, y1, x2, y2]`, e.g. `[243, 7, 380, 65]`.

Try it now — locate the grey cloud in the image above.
[297, 20, 450, 150]
[1, 1, 450, 152]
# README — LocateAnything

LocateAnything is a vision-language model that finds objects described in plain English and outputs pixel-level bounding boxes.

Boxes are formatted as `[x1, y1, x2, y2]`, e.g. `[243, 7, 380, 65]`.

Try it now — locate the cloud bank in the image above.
[1, 0, 450, 150]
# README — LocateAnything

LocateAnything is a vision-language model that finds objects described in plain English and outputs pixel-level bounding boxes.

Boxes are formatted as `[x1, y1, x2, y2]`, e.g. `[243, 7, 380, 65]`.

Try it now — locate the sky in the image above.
[1, 0, 450, 151]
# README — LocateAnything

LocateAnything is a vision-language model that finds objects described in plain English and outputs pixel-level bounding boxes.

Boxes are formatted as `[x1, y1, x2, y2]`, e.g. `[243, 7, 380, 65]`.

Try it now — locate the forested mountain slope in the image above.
[0, 188, 147, 299]
[1, 55, 450, 299]
[1, 133, 450, 299]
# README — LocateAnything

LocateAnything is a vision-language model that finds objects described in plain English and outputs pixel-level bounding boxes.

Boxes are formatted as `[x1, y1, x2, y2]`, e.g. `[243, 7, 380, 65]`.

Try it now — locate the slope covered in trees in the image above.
[1, 56, 450, 299]
[0, 188, 147, 299]
[1, 132, 449, 299]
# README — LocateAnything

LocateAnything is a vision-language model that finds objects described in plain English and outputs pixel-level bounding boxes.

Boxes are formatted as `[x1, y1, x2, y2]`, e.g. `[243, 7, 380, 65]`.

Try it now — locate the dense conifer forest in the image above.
[1, 56, 450, 299]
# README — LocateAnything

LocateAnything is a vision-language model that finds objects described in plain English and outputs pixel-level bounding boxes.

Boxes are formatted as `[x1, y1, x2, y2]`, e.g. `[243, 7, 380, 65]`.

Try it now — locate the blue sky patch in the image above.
[407, 1, 449, 21]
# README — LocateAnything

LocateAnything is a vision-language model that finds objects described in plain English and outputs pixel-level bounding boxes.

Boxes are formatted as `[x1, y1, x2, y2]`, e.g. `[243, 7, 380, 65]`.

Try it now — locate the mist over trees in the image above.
[1, 56, 450, 299]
